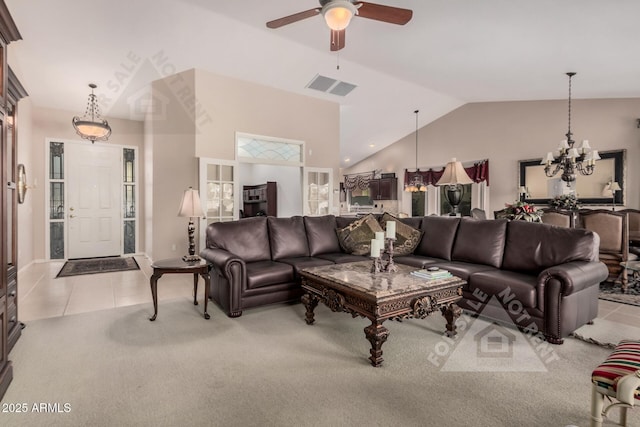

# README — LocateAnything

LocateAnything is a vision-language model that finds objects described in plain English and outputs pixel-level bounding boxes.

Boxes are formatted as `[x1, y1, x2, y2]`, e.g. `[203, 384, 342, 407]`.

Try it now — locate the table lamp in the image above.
[436, 158, 473, 216]
[602, 181, 621, 211]
[178, 187, 205, 262]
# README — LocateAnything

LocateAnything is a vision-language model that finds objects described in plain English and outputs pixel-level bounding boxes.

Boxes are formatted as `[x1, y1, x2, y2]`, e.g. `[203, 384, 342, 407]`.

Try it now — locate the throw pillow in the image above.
[379, 213, 423, 256]
[336, 214, 384, 256]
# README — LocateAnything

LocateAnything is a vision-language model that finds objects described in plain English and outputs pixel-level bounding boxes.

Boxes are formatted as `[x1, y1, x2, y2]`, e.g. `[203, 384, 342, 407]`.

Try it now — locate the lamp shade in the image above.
[610, 181, 621, 191]
[436, 158, 474, 185]
[323, 1, 357, 30]
[178, 187, 205, 218]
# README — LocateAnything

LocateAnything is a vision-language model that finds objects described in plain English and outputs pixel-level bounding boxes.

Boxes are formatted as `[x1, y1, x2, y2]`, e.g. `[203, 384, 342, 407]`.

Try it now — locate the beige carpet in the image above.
[1, 299, 635, 427]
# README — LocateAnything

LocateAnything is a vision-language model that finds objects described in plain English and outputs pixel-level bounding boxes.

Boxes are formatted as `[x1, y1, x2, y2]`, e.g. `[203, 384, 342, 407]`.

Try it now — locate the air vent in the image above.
[306, 74, 357, 97]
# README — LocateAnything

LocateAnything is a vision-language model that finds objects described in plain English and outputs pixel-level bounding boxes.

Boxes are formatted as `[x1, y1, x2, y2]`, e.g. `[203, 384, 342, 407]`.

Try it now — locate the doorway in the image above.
[46, 140, 138, 260]
[66, 143, 121, 259]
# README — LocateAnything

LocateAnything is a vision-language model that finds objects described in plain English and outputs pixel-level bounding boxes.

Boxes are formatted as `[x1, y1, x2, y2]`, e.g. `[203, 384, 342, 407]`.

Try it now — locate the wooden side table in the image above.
[149, 258, 211, 320]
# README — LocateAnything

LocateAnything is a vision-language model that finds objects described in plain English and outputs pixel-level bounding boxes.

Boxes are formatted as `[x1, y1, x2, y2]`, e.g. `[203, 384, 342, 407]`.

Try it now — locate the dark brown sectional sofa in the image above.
[200, 214, 608, 344]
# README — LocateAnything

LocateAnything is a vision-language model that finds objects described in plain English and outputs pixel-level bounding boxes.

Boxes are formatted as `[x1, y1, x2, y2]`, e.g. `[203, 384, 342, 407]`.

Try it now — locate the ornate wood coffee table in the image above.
[300, 261, 465, 367]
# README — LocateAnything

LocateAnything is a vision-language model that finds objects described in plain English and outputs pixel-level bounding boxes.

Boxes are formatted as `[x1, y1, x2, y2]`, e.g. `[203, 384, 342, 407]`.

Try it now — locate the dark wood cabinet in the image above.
[242, 181, 277, 217]
[0, 1, 23, 400]
[369, 177, 397, 200]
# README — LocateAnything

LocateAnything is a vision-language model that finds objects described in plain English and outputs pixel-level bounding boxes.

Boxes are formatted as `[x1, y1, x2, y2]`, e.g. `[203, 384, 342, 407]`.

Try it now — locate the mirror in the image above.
[519, 150, 625, 205]
[17, 163, 27, 204]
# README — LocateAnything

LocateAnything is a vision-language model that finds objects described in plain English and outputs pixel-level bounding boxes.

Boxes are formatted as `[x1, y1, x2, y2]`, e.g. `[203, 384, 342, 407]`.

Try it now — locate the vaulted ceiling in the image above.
[7, 0, 640, 166]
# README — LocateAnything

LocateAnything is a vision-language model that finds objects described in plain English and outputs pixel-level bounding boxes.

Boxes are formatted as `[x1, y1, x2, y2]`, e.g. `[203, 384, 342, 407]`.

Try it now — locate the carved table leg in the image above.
[301, 292, 319, 325]
[364, 320, 389, 367]
[441, 303, 462, 337]
[149, 272, 162, 321]
[192, 273, 199, 305]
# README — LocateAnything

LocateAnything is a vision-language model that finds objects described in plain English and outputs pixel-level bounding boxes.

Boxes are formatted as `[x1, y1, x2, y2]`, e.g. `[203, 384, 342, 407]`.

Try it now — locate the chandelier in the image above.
[72, 83, 112, 143]
[541, 72, 599, 185]
[404, 110, 427, 192]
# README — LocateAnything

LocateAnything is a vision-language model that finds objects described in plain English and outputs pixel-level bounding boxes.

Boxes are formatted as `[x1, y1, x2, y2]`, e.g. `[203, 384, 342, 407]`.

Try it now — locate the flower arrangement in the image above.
[498, 200, 543, 222]
[549, 194, 581, 211]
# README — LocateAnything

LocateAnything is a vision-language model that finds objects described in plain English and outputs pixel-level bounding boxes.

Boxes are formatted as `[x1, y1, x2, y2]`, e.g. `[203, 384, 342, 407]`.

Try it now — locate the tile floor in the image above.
[16, 257, 640, 329]
[17, 256, 205, 322]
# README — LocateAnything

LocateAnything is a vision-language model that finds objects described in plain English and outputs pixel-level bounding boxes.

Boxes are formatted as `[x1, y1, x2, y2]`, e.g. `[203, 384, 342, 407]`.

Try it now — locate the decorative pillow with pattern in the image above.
[336, 214, 384, 256]
[379, 213, 423, 256]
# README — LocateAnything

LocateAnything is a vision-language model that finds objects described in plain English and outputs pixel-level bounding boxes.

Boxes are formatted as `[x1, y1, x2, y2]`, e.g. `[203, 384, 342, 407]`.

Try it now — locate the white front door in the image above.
[67, 142, 122, 259]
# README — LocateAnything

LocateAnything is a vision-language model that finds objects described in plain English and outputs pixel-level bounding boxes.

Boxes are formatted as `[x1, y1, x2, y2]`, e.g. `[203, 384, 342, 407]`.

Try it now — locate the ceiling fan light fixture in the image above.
[322, 1, 357, 31]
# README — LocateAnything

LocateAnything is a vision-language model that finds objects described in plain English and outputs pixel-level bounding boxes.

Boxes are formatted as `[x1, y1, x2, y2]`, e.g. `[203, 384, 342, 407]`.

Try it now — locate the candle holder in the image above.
[384, 237, 398, 273]
[370, 256, 382, 274]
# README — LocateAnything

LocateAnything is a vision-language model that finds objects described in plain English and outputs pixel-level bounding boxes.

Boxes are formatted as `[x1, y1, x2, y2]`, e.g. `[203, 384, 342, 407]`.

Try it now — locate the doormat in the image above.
[598, 281, 640, 307]
[56, 257, 140, 278]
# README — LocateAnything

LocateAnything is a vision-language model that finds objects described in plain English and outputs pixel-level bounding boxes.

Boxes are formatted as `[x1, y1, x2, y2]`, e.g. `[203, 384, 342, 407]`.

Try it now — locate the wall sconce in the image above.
[17, 164, 27, 204]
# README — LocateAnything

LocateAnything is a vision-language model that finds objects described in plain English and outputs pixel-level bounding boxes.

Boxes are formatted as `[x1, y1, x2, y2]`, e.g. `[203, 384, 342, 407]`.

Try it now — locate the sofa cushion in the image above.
[399, 217, 422, 229]
[379, 213, 423, 256]
[336, 214, 384, 256]
[278, 257, 334, 278]
[268, 216, 309, 260]
[416, 216, 460, 260]
[451, 218, 508, 268]
[502, 221, 600, 274]
[206, 216, 270, 262]
[427, 261, 497, 283]
[304, 215, 342, 256]
[315, 253, 368, 264]
[468, 269, 538, 308]
[246, 261, 295, 289]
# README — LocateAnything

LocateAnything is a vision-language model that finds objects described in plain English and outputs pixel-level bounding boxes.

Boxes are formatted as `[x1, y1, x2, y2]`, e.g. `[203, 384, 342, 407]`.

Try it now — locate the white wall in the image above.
[17, 104, 145, 264]
[344, 98, 640, 215]
[149, 68, 341, 260]
[16, 97, 34, 271]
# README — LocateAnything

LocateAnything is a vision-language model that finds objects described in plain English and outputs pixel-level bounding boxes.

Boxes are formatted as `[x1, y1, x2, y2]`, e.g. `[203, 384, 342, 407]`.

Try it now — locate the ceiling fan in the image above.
[266, 0, 413, 51]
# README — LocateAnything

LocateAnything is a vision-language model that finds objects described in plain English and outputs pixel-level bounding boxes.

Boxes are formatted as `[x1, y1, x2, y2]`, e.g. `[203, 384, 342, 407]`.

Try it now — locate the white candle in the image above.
[370, 239, 381, 258]
[375, 231, 385, 244]
[386, 221, 396, 239]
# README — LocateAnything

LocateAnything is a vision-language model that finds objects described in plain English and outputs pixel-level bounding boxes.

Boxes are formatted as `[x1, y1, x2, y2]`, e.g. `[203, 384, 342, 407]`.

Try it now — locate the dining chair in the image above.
[470, 208, 486, 220]
[620, 209, 640, 256]
[579, 209, 637, 289]
[540, 208, 576, 228]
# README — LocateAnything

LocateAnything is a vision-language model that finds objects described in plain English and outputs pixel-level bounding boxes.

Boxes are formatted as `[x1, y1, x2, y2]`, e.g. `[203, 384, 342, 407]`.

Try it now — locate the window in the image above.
[237, 133, 303, 166]
[123, 148, 136, 254]
[304, 168, 333, 216]
[199, 158, 238, 253]
[49, 142, 65, 259]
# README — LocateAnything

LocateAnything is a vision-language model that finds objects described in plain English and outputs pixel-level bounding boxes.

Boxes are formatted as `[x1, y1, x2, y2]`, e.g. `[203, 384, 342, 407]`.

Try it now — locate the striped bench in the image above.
[591, 340, 640, 427]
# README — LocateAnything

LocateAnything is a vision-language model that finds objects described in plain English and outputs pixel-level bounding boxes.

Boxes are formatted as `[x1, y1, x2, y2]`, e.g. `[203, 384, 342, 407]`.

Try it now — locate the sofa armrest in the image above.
[538, 261, 609, 297]
[200, 248, 245, 278]
[535, 261, 608, 342]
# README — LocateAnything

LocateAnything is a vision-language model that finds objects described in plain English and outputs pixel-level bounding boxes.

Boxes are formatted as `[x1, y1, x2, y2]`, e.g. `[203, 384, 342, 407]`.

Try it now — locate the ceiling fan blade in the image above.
[354, 2, 413, 25]
[330, 29, 346, 51]
[266, 8, 321, 29]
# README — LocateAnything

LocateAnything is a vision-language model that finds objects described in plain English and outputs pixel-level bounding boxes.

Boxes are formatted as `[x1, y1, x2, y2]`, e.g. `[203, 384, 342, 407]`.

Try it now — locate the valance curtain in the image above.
[343, 172, 375, 191]
[404, 159, 490, 187]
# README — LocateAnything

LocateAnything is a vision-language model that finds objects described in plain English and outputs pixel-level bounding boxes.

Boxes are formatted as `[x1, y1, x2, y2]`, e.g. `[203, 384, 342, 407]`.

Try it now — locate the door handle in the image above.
[70, 214, 76, 218]
[70, 207, 75, 211]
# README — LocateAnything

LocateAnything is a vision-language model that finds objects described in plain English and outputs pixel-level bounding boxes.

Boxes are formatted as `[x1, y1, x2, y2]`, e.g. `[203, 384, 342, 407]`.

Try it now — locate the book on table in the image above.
[410, 269, 453, 280]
